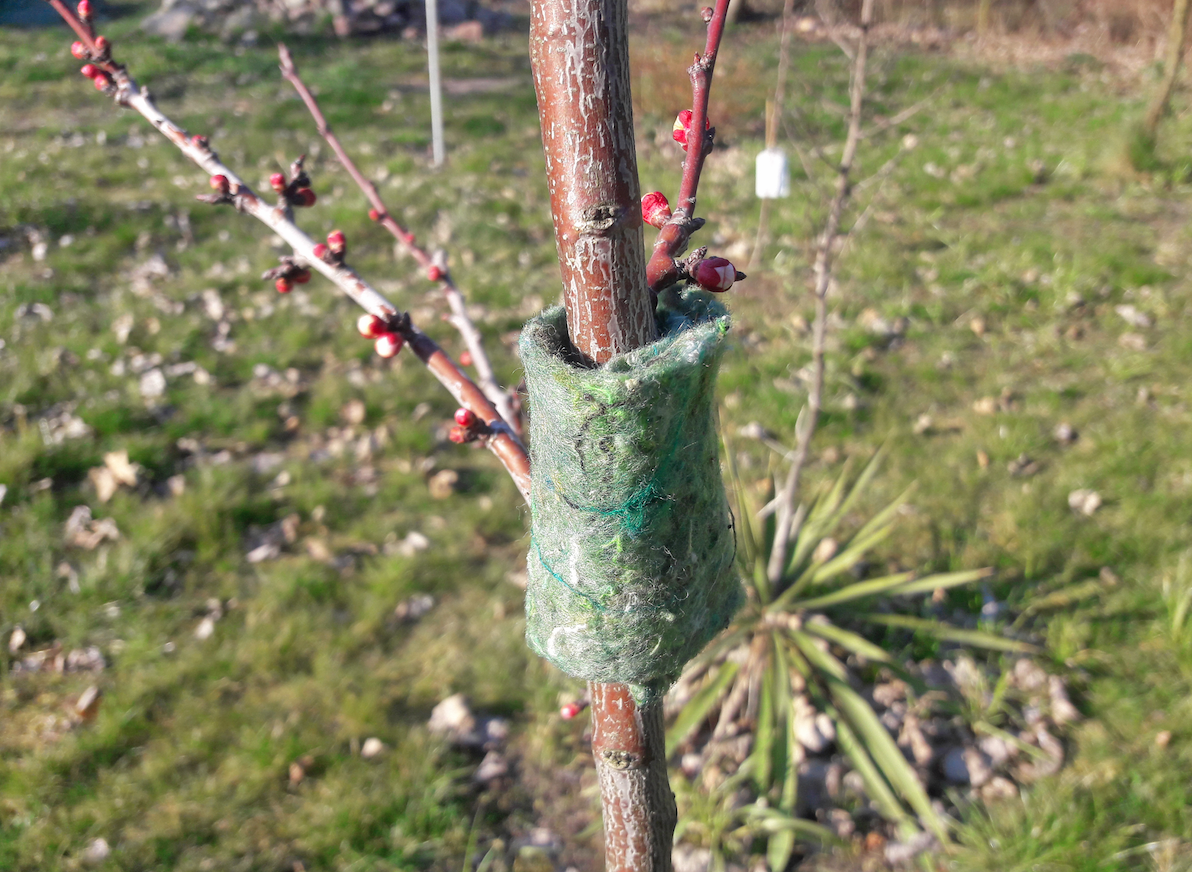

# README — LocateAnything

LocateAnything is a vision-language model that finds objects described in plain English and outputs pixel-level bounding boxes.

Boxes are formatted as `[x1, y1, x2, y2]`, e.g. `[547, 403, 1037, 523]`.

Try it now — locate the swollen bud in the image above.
[80, 63, 100, 79]
[368, 208, 382, 222]
[454, 408, 476, 427]
[641, 191, 672, 228]
[672, 109, 710, 152]
[701, 6, 714, 21]
[77, 0, 92, 19]
[327, 230, 346, 255]
[292, 187, 316, 207]
[448, 425, 468, 444]
[459, 350, 473, 367]
[94, 35, 109, 53]
[71, 42, 88, 60]
[426, 265, 443, 282]
[93, 74, 110, 91]
[692, 256, 738, 292]
[270, 172, 287, 193]
[375, 333, 404, 358]
[357, 314, 386, 339]
[209, 174, 230, 194]
[274, 277, 293, 294]
[311, 243, 329, 261]
[560, 702, 583, 720]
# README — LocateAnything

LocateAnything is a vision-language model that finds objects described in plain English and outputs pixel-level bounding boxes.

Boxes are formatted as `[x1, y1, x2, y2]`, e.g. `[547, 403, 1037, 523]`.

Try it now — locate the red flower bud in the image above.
[448, 425, 468, 444]
[292, 187, 316, 207]
[269, 172, 287, 193]
[560, 702, 582, 719]
[672, 109, 710, 152]
[292, 268, 311, 284]
[93, 74, 110, 91]
[357, 314, 385, 339]
[701, 6, 714, 21]
[77, 0, 92, 18]
[327, 230, 346, 255]
[459, 350, 473, 367]
[275, 277, 293, 294]
[368, 208, 382, 222]
[375, 333, 403, 358]
[191, 134, 208, 148]
[641, 191, 672, 228]
[80, 63, 99, 79]
[94, 35, 109, 52]
[312, 243, 329, 260]
[71, 42, 88, 60]
[692, 256, 737, 292]
[454, 408, 476, 427]
[209, 174, 230, 193]
[426, 265, 443, 282]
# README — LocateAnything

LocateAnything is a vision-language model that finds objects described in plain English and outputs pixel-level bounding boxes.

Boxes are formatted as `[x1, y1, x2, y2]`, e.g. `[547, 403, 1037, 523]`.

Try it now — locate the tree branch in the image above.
[45, 0, 530, 501]
[277, 44, 524, 439]
[767, 0, 875, 585]
[646, 0, 732, 295]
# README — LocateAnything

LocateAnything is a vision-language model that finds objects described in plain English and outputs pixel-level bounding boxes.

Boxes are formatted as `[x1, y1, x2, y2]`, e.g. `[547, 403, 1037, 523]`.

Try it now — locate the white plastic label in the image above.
[755, 147, 790, 199]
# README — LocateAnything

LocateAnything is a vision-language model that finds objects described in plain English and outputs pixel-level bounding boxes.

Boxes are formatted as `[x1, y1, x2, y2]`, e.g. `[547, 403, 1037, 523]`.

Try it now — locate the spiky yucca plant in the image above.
[667, 449, 1033, 869]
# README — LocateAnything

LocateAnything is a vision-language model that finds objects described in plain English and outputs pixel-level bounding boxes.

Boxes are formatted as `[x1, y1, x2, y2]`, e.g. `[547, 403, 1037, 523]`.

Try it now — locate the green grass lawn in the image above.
[3, 3, 1192, 870]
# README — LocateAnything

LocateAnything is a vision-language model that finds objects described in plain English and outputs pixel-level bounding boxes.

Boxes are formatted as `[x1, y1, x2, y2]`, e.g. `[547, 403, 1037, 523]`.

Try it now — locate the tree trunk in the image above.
[528, 0, 674, 869]
[1144, 0, 1192, 139]
[529, 0, 657, 366]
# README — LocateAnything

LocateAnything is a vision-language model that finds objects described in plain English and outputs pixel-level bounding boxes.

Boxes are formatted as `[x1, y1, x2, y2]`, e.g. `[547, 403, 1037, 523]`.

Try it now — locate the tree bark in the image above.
[529, 0, 674, 867]
[529, 0, 657, 367]
[1144, 0, 1192, 139]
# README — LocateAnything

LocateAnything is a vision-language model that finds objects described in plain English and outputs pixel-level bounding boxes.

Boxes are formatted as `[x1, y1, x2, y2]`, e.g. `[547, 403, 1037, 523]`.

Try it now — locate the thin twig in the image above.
[645, 0, 731, 294]
[767, 0, 875, 585]
[45, 0, 531, 500]
[277, 44, 523, 439]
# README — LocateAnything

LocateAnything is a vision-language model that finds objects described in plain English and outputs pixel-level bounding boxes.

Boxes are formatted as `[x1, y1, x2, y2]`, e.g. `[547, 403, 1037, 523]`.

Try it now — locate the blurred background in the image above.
[2, 0, 1192, 870]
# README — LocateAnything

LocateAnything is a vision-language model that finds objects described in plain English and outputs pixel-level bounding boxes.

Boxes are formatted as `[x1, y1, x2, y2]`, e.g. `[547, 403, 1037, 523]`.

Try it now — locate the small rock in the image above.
[1011, 658, 1048, 693]
[82, 837, 111, 864]
[969, 316, 986, 337]
[1118, 332, 1147, 351]
[980, 775, 1018, 801]
[978, 734, 1012, 767]
[474, 750, 509, 784]
[139, 368, 167, 399]
[912, 413, 933, 435]
[428, 693, 476, 740]
[341, 399, 367, 426]
[1007, 454, 1039, 477]
[899, 714, 935, 766]
[8, 626, 26, 653]
[1053, 422, 1078, 445]
[428, 469, 459, 499]
[1156, 730, 1172, 749]
[1068, 489, 1102, 516]
[793, 696, 830, 753]
[194, 616, 216, 640]
[1114, 304, 1152, 329]
[885, 832, 935, 865]
[394, 593, 435, 623]
[972, 396, 997, 415]
[361, 737, 386, 759]
[941, 746, 972, 784]
[0, 484, 6, 505]
[1048, 675, 1080, 724]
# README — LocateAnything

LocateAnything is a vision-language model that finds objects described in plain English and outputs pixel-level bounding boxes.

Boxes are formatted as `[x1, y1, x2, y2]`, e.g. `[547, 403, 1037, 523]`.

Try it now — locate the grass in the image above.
[3, 2, 1192, 869]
